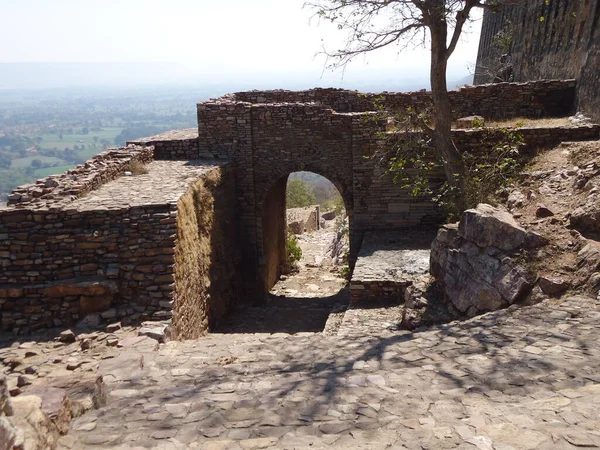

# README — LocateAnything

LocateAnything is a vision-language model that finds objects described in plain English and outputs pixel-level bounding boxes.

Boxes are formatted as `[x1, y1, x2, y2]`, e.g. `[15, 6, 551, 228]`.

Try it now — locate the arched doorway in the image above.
[261, 171, 350, 298]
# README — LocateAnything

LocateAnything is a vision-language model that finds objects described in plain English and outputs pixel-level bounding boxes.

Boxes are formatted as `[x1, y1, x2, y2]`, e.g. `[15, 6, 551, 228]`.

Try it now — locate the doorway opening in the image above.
[215, 171, 351, 334]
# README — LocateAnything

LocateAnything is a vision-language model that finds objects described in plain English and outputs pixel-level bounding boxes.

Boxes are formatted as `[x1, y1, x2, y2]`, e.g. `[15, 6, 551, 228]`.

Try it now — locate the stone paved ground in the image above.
[71, 160, 223, 210]
[214, 226, 349, 335]
[55, 295, 600, 449]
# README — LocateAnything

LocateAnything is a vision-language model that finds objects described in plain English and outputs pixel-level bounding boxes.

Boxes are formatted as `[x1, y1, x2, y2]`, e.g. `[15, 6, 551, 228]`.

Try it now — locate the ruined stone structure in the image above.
[475, 0, 600, 121]
[1, 80, 598, 336]
[287, 206, 321, 235]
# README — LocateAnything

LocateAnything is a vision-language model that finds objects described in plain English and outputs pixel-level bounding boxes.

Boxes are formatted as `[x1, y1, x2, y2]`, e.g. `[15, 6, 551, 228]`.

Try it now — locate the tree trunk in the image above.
[429, 18, 467, 212]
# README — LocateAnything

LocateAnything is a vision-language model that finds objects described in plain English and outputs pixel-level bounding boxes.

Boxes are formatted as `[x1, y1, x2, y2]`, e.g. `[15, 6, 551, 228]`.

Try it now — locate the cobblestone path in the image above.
[56, 295, 600, 449]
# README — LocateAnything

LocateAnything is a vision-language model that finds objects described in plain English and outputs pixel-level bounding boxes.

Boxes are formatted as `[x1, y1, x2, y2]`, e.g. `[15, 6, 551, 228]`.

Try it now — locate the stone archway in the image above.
[259, 169, 354, 294]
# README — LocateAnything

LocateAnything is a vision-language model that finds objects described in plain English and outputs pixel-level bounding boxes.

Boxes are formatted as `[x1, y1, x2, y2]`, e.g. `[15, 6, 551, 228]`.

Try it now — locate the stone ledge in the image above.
[350, 230, 437, 302]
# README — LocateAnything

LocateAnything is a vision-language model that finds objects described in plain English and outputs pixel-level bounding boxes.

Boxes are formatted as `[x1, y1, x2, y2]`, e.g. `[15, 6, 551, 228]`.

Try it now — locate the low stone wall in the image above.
[7, 145, 153, 208]
[453, 124, 600, 154]
[350, 231, 433, 303]
[128, 129, 203, 160]
[1, 154, 241, 334]
[350, 280, 411, 303]
[232, 80, 576, 119]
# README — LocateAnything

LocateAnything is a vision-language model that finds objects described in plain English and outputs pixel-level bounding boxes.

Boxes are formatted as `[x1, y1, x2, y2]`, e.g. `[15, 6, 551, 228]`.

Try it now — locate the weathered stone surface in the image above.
[458, 204, 529, 252]
[570, 201, 600, 233]
[0, 417, 18, 450]
[577, 241, 600, 288]
[539, 276, 570, 295]
[25, 386, 72, 436]
[31, 295, 598, 449]
[431, 204, 539, 315]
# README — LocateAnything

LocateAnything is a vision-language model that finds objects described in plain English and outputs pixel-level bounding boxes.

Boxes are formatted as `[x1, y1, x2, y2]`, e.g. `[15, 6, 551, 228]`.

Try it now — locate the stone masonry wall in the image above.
[453, 124, 600, 154]
[171, 165, 240, 340]
[0, 204, 177, 333]
[197, 80, 592, 300]
[128, 129, 203, 160]
[233, 80, 576, 119]
[475, 1, 600, 121]
[7, 145, 153, 208]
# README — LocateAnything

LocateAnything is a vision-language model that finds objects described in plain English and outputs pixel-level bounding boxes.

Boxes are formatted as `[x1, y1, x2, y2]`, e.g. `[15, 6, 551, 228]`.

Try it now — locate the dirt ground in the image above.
[270, 222, 347, 299]
[505, 139, 600, 294]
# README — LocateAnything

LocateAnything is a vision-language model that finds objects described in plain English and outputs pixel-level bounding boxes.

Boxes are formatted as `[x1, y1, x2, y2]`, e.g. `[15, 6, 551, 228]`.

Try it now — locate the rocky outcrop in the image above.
[431, 204, 545, 317]
[1, 374, 20, 450]
[570, 201, 600, 233]
[577, 241, 600, 293]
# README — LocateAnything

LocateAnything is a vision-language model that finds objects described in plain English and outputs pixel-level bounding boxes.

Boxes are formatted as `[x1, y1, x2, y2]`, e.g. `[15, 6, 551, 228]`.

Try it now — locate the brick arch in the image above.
[257, 169, 354, 293]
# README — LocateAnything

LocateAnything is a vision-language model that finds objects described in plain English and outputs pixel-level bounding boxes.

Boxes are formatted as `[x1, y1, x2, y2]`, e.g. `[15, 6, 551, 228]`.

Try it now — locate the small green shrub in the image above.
[285, 228, 302, 271]
[365, 103, 527, 221]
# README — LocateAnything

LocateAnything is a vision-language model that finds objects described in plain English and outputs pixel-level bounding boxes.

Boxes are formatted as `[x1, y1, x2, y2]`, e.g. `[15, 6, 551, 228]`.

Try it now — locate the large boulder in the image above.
[431, 204, 542, 316]
[570, 200, 600, 233]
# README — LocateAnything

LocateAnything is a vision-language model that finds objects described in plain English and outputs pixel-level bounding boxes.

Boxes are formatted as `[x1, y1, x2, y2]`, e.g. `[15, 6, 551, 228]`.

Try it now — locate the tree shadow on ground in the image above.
[212, 285, 350, 334]
[85, 296, 600, 450]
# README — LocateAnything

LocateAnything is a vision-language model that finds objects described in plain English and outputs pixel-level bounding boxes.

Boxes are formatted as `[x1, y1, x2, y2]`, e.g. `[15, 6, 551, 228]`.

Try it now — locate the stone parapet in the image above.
[128, 129, 200, 160]
[230, 79, 576, 119]
[6, 145, 154, 209]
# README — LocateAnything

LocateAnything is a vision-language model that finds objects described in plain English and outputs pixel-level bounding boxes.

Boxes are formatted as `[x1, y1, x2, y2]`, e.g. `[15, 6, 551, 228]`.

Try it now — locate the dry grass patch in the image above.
[485, 117, 572, 129]
[124, 160, 149, 175]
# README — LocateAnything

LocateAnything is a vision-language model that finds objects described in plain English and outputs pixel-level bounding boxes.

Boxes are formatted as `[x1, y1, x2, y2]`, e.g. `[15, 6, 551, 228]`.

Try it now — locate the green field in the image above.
[35, 165, 75, 178]
[11, 155, 65, 168]
[39, 127, 123, 152]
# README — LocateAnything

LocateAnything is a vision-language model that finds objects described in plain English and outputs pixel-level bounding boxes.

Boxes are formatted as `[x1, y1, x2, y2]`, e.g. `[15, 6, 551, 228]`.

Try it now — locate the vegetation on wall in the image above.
[369, 105, 527, 220]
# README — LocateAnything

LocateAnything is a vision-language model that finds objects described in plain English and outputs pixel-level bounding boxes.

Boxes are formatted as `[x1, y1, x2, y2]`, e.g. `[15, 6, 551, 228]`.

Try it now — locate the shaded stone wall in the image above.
[262, 177, 288, 292]
[233, 80, 576, 119]
[475, 0, 600, 120]
[170, 165, 240, 339]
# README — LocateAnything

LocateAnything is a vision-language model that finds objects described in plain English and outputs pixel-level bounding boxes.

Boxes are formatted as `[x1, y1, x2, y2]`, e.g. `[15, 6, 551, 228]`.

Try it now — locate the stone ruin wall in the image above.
[1, 79, 598, 334]
[287, 206, 321, 235]
[196, 79, 593, 300]
[232, 79, 576, 119]
[0, 143, 240, 336]
[475, 1, 600, 121]
[6, 145, 154, 207]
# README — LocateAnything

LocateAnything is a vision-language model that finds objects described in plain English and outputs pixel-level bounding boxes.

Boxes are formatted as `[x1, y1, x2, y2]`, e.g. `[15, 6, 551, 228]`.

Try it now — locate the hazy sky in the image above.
[0, 0, 484, 87]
